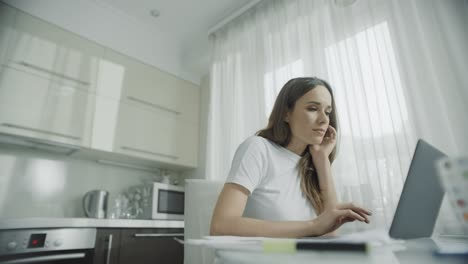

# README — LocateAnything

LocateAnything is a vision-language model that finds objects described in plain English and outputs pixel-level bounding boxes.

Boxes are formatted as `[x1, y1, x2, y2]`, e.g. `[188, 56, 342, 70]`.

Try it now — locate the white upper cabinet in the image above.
[0, 67, 95, 146]
[0, 3, 16, 70]
[95, 50, 200, 168]
[0, 6, 201, 169]
[4, 11, 104, 92]
[114, 100, 199, 167]
[100, 50, 199, 125]
[0, 8, 97, 147]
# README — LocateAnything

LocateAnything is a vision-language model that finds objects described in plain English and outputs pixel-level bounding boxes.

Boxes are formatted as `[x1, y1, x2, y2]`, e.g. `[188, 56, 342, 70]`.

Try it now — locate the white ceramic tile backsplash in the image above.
[0, 144, 174, 218]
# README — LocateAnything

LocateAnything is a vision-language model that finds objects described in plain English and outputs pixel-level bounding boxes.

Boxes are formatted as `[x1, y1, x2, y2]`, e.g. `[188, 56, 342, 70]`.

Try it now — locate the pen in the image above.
[297, 241, 368, 252]
[263, 240, 369, 253]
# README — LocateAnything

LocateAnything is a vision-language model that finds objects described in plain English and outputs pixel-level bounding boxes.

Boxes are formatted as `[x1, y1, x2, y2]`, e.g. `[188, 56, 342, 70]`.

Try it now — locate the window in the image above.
[325, 21, 408, 139]
[264, 59, 304, 117]
[325, 22, 412, 228]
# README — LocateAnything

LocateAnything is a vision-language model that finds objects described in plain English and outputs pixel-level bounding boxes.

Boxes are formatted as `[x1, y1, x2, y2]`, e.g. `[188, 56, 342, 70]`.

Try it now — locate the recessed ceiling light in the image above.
[335, 0, 357, 7]
[150, 9, 160, 18]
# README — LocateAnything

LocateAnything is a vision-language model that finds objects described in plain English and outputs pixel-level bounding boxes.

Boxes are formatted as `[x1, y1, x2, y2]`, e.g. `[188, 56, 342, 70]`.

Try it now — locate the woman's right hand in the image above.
[311, 203, 372, 236]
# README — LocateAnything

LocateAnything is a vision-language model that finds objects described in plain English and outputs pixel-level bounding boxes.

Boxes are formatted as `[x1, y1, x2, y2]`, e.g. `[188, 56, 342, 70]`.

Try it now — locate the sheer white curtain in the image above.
[206, 0, 468, 233]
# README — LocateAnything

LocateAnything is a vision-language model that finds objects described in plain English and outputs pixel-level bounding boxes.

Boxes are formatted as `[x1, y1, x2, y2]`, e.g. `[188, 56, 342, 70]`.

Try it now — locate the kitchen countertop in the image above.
[0, 217, 184, 230]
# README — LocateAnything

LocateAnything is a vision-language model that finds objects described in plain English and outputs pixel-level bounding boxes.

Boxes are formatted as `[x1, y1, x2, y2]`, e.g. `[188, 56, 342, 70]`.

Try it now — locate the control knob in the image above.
[6, 242, 17, 251]
[54, 239, 63, 247]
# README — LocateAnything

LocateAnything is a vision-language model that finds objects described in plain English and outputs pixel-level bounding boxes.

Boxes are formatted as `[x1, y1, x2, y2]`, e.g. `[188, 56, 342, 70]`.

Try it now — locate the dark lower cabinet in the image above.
[94, 229, 121, 264]
[93, 228, 184, 264]
[119, 228, 184, 264]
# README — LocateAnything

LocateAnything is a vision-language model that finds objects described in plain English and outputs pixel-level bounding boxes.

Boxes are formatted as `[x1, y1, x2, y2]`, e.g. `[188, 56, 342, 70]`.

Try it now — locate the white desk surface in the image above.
[214, 237, 468, 264]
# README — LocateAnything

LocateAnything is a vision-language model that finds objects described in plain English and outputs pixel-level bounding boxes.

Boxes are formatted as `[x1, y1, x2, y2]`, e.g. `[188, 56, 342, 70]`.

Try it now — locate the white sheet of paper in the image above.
[185, 229, 395, 250]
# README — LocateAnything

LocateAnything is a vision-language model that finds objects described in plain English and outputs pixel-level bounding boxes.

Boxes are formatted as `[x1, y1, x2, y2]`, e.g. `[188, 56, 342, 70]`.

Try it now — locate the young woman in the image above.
[210, 77, 371, 238]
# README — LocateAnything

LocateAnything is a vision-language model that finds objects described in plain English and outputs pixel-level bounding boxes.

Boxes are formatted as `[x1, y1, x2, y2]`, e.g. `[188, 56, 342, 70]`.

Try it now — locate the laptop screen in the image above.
[389, 139, 446, 239]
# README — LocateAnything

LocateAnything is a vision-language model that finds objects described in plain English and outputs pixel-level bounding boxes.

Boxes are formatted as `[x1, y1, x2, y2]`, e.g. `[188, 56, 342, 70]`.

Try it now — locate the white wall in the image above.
[0, 144, 177, 218]
[1, 0, 201, 85]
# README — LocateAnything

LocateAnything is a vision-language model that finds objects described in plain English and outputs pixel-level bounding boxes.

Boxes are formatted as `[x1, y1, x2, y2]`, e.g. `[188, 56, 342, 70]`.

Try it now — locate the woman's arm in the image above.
[313, 156, 339, 236]
[314, 155, 338, 212]
[210, 183, 369, 238]
[307, 127, 371, 236]
[308, 125, 339, 213]
[210, 183, 316, 238]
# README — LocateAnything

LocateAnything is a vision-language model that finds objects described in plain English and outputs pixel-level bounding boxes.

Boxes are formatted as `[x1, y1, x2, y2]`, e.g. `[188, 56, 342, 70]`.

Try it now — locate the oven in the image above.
[0, 228, 96, 264]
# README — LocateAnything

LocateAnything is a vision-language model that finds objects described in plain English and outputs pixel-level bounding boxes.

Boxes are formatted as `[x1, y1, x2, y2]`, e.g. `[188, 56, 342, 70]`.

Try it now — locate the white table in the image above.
[214, 237, 468, 264]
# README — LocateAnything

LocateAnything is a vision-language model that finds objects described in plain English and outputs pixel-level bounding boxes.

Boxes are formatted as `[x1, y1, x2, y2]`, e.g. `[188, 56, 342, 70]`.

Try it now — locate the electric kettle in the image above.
[83, 190, 108, 218]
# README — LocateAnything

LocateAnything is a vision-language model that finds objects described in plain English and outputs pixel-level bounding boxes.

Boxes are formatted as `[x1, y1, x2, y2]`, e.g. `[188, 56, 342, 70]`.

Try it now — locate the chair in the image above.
[184, 179, 224, 264]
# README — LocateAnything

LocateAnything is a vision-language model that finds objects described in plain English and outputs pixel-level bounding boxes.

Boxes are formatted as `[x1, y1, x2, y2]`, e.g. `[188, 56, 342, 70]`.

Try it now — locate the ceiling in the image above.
[96, 0, 257, 78]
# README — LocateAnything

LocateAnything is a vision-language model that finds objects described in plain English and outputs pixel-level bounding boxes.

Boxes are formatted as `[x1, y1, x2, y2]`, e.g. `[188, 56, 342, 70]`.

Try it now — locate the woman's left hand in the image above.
[309, 125, 337, 159]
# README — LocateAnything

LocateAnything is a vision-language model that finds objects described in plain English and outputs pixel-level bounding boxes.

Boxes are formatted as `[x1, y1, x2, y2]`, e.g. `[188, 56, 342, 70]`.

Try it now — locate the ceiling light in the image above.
[150, 9, 160, 18]
[335, 0, 357, 7]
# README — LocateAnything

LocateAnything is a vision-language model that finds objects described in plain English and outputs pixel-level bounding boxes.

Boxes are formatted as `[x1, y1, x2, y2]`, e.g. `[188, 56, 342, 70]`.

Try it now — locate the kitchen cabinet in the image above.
[0, 8, 99, 147]
[94, 50, 200, 168]
[94, 229, 121, 264]
[99, 50, 199, 124]
[89, 91, 199, 168]
[0, 67, 95, 146]
[114, 100, 199, 168]
[0, 5, 201, 170]
[4, 10, 104, 93]
[119, 228, 184, 264]
[93, 228, 184, 264]
[0, 3, 16, 71]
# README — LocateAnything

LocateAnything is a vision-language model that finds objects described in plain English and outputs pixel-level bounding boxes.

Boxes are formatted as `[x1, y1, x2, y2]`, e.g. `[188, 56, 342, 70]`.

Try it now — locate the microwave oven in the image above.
[141, 182, 185, 220]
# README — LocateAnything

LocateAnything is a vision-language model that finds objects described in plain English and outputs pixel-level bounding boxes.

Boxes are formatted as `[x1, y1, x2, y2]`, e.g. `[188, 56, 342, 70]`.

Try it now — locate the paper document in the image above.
[186, 236, 264, 251]
[184, 229, 394, 253]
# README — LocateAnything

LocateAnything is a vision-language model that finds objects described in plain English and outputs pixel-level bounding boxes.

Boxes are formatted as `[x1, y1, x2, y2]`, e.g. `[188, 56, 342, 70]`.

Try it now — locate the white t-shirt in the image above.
[226, 136, 317, 221]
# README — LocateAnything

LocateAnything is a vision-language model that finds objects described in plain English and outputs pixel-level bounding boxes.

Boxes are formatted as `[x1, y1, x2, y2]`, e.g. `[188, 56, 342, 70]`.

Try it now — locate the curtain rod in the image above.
[207, 0, 263, 36]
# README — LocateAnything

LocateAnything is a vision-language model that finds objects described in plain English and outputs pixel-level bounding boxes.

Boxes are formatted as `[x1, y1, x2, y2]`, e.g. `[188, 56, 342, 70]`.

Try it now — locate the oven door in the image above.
[0, 249, 94, 264]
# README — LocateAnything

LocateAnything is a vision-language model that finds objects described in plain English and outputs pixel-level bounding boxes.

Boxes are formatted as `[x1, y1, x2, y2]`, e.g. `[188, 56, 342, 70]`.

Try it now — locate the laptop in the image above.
[389, 139, 447, 239]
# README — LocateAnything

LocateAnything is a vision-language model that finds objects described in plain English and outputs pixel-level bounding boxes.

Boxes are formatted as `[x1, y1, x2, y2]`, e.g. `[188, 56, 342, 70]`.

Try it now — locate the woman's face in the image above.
[286, 85, 333, 146]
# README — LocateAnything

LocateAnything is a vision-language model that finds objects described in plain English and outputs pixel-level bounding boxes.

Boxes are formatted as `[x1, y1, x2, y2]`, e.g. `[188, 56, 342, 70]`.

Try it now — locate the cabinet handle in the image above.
[134, 233, 184, 238]
[121, 146, 178, 160]
[1, 123, 81, 140]
[106, 234, 113, 264]
[97, 159, 160, 173]
[16, 61, 91, 86]
[0, 253, 85, 264]
[127, 96, 181, 115]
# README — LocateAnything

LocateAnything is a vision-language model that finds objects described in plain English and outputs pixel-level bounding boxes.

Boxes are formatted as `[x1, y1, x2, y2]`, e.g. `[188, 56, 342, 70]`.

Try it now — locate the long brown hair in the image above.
[256, 77, 338, 214]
